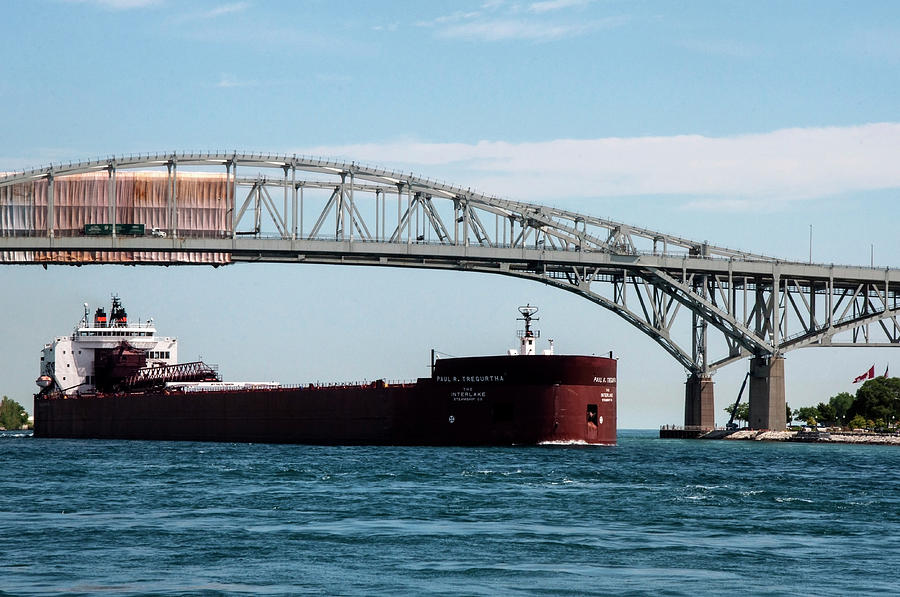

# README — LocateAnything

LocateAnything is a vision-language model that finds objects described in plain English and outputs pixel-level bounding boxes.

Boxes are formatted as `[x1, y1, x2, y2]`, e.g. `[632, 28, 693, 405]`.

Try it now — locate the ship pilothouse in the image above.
[36, 295, 178, 395]
[509, 305, 554, 356]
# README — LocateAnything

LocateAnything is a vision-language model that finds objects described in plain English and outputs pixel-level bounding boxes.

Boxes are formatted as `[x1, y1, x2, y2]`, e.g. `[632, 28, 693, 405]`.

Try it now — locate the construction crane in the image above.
[726, 371, 751, 431]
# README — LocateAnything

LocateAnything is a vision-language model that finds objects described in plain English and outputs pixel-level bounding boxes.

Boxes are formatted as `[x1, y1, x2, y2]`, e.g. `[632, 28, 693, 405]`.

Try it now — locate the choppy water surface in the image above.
[2, 430, 898, 596]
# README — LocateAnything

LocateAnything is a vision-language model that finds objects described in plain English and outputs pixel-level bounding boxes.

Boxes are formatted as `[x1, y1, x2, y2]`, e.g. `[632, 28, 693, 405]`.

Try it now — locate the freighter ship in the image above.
[34, 298, 617, 445]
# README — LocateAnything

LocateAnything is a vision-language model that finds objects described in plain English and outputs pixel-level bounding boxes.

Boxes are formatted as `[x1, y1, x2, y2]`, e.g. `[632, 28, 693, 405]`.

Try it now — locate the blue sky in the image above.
[2, 0, 900, 426]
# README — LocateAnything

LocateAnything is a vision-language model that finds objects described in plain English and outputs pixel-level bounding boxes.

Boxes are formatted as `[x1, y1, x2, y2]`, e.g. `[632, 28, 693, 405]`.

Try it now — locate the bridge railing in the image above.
[1, 225, 894, 272]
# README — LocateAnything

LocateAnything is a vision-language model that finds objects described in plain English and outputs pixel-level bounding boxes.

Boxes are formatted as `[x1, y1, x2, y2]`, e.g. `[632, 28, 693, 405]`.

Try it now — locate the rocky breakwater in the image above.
[718, 430, 900, 445]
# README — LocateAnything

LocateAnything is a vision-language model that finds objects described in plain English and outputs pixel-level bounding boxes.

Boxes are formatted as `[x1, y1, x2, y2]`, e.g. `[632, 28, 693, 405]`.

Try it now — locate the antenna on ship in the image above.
[516, 304, 540, 355]
[110, 294, 127, 327]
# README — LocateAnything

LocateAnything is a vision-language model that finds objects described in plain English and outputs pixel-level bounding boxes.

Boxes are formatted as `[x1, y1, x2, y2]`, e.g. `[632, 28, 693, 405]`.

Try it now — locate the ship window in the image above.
[587, 404, 598, 426]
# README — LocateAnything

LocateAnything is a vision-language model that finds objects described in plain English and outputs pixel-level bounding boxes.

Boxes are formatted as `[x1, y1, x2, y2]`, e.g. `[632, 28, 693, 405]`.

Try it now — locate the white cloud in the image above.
[203, 2, 249, 18]
[172, 2, 250, 24]
[419, 1, 623, 42]
[415, 11, 484, 28]
[187, 2, 250, 20]
[438, 19, 598, 42]
[299, 123, 900, 209]
[528, 0, 593, 14]
[66, 0, 161, 9]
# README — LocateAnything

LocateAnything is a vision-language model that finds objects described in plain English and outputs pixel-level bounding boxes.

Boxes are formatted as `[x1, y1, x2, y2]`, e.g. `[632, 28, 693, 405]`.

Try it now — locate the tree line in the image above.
[794, 376, 900, 430]
[724, 377, 900, 431]
[0, 396, 29, 430]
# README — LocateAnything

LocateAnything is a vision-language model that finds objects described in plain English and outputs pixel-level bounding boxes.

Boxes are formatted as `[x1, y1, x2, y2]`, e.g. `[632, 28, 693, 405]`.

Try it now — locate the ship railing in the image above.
[289, 379, 418, 390]
[160, 379, 419, 394]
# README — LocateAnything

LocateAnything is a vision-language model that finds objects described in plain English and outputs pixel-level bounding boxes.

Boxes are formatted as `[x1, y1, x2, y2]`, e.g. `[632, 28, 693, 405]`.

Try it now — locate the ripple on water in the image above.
[1, 432, 898, 595]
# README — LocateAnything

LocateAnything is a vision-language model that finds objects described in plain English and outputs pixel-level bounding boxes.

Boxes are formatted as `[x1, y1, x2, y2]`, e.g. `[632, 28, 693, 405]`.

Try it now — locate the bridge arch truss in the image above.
[3, 152, 900, 375]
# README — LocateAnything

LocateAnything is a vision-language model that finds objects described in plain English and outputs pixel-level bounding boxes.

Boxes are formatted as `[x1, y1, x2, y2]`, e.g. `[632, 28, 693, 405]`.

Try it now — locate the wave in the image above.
[0, 430, 33, 438]
[538, 439, 614, 446]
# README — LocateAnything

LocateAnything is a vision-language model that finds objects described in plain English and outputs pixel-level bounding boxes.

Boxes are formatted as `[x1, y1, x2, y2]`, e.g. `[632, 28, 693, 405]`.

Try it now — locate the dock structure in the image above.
[4, 152, 900, 430]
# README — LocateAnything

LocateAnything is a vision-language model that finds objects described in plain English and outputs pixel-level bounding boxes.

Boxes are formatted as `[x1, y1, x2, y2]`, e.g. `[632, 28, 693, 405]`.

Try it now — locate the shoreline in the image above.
[713, 429, 900, 445]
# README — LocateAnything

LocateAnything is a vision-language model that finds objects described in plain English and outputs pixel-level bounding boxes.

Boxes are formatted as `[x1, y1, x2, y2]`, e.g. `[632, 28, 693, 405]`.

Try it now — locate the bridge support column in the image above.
[684, 374, 715, 429]
[749, 356, 786, 430]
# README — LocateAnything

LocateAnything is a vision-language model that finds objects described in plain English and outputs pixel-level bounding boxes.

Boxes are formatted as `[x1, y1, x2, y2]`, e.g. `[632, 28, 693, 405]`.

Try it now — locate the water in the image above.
[2, 430, 898, 596]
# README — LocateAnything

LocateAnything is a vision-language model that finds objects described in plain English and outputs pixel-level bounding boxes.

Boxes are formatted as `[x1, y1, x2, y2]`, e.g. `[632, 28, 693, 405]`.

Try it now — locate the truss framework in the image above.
[3, 152, 900, 374]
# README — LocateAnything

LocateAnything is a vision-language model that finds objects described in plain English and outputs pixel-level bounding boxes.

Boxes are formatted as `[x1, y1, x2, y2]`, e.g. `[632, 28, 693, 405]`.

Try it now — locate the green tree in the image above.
[828, 392, 854, 426]
[795, 406, 820, 426]
[848, 414, 867, 430]
[816, 402, 838, 426]
[724, 402, 749, 425]
[849, 377, 900, 424]
[0, 396, 28, 430]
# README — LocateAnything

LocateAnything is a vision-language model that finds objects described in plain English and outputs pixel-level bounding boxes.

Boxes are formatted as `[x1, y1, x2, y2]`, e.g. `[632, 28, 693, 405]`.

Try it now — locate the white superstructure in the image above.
[508, 304, 555, 356]
[37, 296, 177, 395]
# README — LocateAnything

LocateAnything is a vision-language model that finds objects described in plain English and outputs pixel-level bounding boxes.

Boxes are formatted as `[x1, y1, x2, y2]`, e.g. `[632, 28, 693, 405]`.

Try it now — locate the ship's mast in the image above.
[517, 304, 539, 355]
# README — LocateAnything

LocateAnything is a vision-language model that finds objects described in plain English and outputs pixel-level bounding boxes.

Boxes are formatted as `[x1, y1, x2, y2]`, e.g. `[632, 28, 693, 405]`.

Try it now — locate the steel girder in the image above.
[3, 152, 900, 373]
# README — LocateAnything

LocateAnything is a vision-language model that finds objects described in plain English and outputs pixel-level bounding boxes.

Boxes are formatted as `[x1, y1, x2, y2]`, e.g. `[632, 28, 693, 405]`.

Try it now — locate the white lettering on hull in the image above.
[437, 375, 505, 383]
[451, 387, 486, 401]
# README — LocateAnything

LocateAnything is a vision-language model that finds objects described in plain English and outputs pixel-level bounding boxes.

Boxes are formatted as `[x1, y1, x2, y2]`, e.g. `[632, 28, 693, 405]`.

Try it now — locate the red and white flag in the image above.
[853, 365, 875, 383]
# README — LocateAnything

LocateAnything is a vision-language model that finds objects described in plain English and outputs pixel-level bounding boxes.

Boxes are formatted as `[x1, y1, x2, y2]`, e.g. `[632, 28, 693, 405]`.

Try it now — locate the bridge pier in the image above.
[749, 356, 786, 430]
[684, 374, 715, 429]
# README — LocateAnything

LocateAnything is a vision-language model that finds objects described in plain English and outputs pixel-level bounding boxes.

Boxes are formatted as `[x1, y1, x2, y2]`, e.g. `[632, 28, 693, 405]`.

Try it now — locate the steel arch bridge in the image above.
[3, 152, 900, 427]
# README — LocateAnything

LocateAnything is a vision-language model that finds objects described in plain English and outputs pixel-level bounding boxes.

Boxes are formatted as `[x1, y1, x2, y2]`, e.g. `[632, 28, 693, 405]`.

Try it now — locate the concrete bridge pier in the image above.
[684, 373, 715, 429]
[749, 356, 786, 430]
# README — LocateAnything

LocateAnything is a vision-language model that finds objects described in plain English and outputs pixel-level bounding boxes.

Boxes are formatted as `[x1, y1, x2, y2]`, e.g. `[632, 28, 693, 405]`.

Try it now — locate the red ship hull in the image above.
[35, 355, 617, 445]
